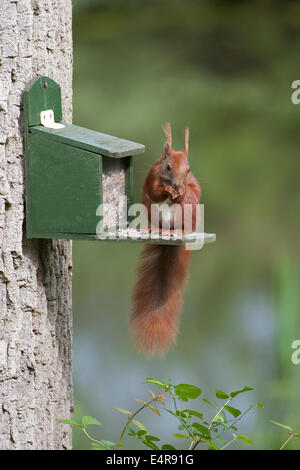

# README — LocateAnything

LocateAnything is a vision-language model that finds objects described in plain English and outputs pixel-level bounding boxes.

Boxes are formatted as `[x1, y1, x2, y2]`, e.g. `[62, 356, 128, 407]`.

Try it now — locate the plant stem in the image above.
[280, 426, 300, 450]
[190, 398, 232, 450]
[117, 398, 158, 450]
[220, 437, 237, 450]
[190, 438, 203, 450]
[211, 398, 232, 425]
[82, 427, 110, 450]
[169, 389, 194, 441]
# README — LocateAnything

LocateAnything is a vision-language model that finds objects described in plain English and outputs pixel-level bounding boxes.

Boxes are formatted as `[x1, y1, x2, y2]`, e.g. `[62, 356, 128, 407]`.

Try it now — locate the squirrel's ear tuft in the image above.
[162, 142, 169, 158]
[162, 122, 172, 149]
[184, 127, 189, 155]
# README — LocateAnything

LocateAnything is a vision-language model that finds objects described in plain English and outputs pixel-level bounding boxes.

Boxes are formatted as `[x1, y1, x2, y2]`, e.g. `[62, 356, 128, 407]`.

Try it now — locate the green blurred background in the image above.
[71, 0, 300, 449]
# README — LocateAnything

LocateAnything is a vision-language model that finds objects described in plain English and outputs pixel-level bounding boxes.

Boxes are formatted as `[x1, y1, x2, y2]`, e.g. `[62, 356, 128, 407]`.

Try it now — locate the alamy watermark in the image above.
[96, 197, 205, 250]
[291, 80, 300, 104]
[291, 340, 300, 365]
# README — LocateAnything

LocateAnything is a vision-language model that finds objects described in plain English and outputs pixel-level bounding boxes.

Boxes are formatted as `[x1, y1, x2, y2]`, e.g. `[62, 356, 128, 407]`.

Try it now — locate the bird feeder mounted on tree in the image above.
[24, 76, 216, 249]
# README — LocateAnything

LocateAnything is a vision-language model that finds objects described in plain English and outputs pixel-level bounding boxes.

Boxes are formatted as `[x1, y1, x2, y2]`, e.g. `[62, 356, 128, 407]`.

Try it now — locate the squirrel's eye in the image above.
[167, 164, 171, 171]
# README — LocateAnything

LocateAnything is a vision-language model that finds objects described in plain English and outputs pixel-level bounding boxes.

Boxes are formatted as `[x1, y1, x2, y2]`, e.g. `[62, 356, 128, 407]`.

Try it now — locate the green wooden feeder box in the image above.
[24, 76, 216, 249]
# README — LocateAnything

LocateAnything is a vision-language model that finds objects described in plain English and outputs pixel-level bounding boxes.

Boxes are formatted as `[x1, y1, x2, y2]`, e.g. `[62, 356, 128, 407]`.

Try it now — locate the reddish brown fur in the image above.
[130, 124, 201, 356]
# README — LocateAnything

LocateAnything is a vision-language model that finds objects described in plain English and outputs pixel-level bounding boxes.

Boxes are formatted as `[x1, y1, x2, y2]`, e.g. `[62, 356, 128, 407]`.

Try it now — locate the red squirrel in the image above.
[130, 123, 201, 356]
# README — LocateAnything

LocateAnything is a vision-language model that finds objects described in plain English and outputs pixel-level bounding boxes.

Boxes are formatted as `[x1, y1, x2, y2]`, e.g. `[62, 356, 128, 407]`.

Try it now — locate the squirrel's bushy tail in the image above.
[130, 245, 190, 356]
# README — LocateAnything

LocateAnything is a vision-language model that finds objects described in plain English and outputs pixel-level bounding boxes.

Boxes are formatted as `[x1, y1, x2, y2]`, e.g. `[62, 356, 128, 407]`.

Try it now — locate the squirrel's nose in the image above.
[173, 184, 180, 191]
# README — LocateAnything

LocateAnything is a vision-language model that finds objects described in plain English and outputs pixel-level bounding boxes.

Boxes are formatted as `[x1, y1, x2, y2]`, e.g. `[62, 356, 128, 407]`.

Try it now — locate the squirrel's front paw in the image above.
[164, 185, 176, 198]
[173, 186, 185, 202]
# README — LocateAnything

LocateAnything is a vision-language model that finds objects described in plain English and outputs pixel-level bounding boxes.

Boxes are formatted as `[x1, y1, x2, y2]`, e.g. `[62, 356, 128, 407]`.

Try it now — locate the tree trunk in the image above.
[0, 0, 73, 450]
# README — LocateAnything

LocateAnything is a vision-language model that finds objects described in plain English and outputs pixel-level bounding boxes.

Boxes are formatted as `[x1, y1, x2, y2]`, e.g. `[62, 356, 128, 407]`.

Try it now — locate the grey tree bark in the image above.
[0, 0, 73, 450]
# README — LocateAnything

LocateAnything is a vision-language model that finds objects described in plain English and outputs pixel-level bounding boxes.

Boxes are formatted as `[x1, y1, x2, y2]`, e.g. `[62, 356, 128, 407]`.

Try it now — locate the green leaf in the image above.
[101, 440, 116, 447]
[90, 442, 106, 450]
[208, 441, 220, 450]
[257, 403, 264, 408]
[145, 435, 160, 442]
[143, 440, 159, 450]
[136, 430, 147, 436]
[213, 414, 224, 424]
[162, 444, 176, 450]
[173, 433, 189, 439]
[90, 441, 113, 450]
[212, 414, 228, 431]
[132, 419, 147, 431]
[221, 410, 227, 423]
[215, 436, 227, 446]
[202, 398, 218, 409]
[114, 407, 132, 416]
[176, 410, 188, 418]
[144, 378, 169, 389]
[60, 419, 81, 427]
[211, 425, 220, 433]
[215, 389, 230, 399]
[192, 422, 211, 437]
[183, 409, 203, 420]
[177, 424, 186, 431]
[224, 405, 241, 418]
[81, 416, 101, 427]
[165, 408, 177, 417]
[270, 420, 293, 431]
[230, 386, 254, 398]
[237, 435, 253, 444]
[174, 384, 202, 400]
